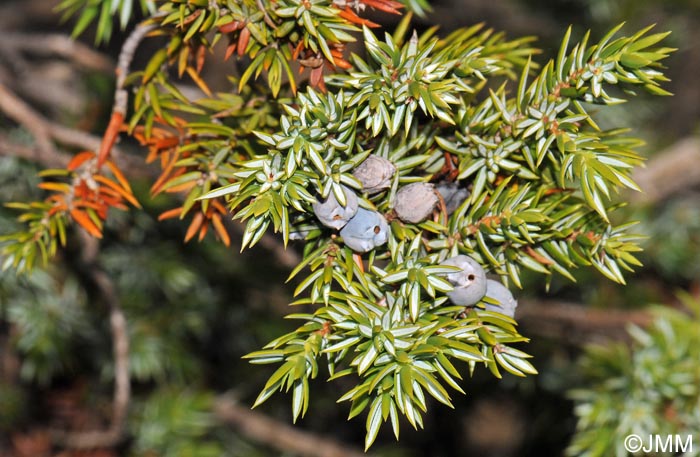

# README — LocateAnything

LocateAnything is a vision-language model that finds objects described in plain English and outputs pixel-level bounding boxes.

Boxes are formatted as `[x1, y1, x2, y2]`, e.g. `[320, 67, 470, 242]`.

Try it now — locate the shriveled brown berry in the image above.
[436, 182, 470, 215]
[353, 155, 396, 194]
[394, 182, 438, 224]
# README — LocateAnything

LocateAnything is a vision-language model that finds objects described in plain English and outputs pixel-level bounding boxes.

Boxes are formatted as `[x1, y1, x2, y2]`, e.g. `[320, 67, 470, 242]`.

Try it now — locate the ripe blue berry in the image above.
[440, 255, 487, 306]
[312, 185, 358, 230]
[483, 279, 518, 318]
[339, 207, 389, 253]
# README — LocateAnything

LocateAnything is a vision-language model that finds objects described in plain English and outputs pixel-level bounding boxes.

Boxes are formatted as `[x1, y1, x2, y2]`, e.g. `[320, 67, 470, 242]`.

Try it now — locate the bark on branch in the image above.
[214, 396, 369, 457]
[98, 12, 165, 166]
[631, 137, 700, 205]
[516, 299, 652, 344]
[0, 32, 114, 72]
[51, 233, 131, 449]
[0, 80, 120, 155]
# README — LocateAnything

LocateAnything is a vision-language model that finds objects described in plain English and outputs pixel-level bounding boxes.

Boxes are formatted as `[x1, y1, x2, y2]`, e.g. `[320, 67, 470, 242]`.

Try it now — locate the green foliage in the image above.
[567, 295, 700, 457]
[101, 243, 219, 383]
[57, 0, 157, 44]
[0, 383, 28, 431]
[230, 24, 673, 446]
[131, 388, 223, 457]
[0, 201, 68, 274]
[0, 156, 70, 273]
[638, 195, 700, 281]
[0, 270, 91, 385]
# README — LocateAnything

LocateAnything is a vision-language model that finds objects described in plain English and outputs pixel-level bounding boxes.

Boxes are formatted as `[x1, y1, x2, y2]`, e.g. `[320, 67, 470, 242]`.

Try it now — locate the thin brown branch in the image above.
[631, 137, 700, 205]
[98, 13, 166, 166]
[0, 0, 60, 30]
[52, 232, 131, 449]
[0, 81, 55, 157]
[0, 81, 159, 179]
[214, 395, 368, 457]
[0, 135, 70, 168]
[0, 38, 32, 79]
[0, 33, 114, 72]
[48, 123, 105, 152]
[0, 80, 121, 155]
[113, 19, 161, 117]
[516, 299, 652, 344]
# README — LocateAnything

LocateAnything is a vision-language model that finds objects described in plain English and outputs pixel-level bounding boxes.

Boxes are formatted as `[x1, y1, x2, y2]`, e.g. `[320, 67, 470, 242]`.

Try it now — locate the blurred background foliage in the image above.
[0, 0, 699, 455]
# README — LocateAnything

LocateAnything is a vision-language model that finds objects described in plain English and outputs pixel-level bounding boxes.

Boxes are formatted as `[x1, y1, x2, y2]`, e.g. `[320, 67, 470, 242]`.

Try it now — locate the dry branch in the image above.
[631, 137, 700, 205]
[516, 299, 652, 344]
[0, 135, 70, 168]
[52, 233, 131, 449]
[98, 12, 166, 166]
[0, 80, 120, 155]
[0, 0, 60, 30]
[0, 33, 114, 72]
[214, 396, 369, 457]
[0, 81, 56, 157]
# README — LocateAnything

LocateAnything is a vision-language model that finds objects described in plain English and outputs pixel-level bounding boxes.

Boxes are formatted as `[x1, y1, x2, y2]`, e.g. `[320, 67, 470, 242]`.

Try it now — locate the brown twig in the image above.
[114, 19, 161, 117]
[516, 299, 652, 344]
[0, 81, 55, 157]
[0, 80, 160, 180]
[0, 33, 114, 72]
[0, 80, 123, 154]
[0, 0, 60, 30]
[631, 137, 700, 205]
[98, 16, 163, 166]
[0, 37, 32, 80]
[52, 232, 131, 449]
[0, 135, 71, 168]
[214, 395, 368, 457]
